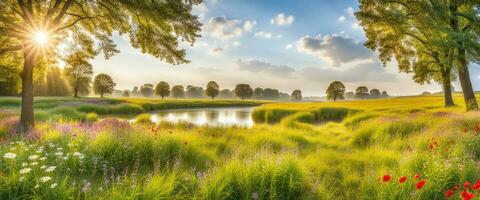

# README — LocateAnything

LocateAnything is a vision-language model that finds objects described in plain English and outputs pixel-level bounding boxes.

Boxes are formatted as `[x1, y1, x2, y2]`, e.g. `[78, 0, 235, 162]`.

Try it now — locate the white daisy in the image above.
[45, 166, 56, 172]
[19, 168, 32, 174]
[40, 176, 51, 182]
[3, 153, 16, 159]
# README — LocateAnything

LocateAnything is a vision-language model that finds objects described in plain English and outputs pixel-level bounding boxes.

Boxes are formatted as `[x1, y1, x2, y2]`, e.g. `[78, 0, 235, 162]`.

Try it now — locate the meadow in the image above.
[1, 95, 480, 199]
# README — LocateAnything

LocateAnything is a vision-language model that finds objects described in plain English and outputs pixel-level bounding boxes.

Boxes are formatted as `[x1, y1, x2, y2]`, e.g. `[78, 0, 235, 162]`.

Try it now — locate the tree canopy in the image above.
[205, 81, 219, 100]
[140, 84, 154, 97]
[355, 86, 369, 99]
[93, 74, 115, 98]
[234, 84, 253, 100]
[64, 52, 93, 97]
[291, 90, 302, 101]
[155, 81, 170, 99]
[326, 81, 345, 101]
[171, 85, 185, 98]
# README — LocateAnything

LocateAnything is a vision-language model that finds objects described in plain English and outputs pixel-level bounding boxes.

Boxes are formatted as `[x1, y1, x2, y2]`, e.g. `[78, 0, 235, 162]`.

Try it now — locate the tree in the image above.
[326, 81, 345, 101]
[140, 84, 155, 97]
[355, 86, 369, 99]
[0, 0, 203, 131]
[64, 52, 93, 97]
[155, 81, 170, 99]
[263, 88, 280, 99]
[186, 85, 204, 98]
[355, 0, 479, 109]
[370, 89, 381, 98]
[132, 87, 140, 96]
[123, 90, 130, 97]
[205, 81, 219, 100]
[291, 90, 302, 101]
[234, 84, 253, 100]
[381, 91, 389, 98]
[219, 89, 233, 99]
[171, 85, 185, 98]
[93, 74, 115, 98]
[0, 65, 21, 96]
[345, 92, 355, 99]
[253, 87, 264, 99]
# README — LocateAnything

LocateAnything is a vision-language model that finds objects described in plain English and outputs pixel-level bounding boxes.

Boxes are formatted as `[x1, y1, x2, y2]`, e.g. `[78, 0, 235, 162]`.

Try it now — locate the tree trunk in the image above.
[20, 48, 37, 132]
[450, 2, 478, 111]
[441, 69, 454, 107]
[74, 85, 79, 97]
[101, 92, 104, 98]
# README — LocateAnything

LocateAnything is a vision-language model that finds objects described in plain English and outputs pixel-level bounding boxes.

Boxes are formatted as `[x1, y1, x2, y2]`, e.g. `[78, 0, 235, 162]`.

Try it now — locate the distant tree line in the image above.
[123, 81, 299, 101]
[326, 81, 389, 101]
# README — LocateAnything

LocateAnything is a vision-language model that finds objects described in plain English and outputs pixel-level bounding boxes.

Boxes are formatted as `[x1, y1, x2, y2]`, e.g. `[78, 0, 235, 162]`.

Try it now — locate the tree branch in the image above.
[52, 0, 74, 25]
[0, 45, 23, 54]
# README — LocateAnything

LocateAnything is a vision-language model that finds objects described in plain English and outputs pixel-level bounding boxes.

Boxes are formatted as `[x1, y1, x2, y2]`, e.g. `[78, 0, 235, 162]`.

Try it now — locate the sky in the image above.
[90, 0, 480, 97]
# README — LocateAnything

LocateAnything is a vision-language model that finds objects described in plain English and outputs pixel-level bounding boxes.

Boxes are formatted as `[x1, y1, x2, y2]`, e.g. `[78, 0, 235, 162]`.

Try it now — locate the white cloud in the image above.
[270, 13, 295, 26]
[351, 22, 361, 29]
[233, 41, 241, 46]
[346, 7, 355, 17]
[338, 16, 346, 22]
[296, 34, 374, 66]
[210, 47, 224, 55]
[254, 31, 273, 39]
[254, 32, 282, 39]
[285, 44, 293, 49]
[206, 16, 243, 40]
[235, 59, 295, 77]
[243, 20, 257, 32]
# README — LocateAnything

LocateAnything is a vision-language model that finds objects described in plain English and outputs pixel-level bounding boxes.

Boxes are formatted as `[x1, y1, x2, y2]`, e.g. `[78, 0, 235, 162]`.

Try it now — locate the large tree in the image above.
[205, 81, 219, 100]
[171, 85, 185, 98]
[370, 89, 381, 98]
[326, 81, 345, 102]
[64, 52, 93, 97]
[155, 81, 170, 99]
[140, 84, 154, 97]
[93, 73, 115, 98]
[234, 84, 253, 100]
[356, 0, 479, 109]
[253, 87, 264, 99]
[291, 90, 302, 101]
[0, 0, 203, 131]
[355, 86, 369, 99]
[263, 88, 280, 100]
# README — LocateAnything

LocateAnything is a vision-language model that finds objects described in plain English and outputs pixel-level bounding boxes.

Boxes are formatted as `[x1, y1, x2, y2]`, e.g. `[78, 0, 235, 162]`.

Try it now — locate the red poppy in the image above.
[414, 173, 420, 179]
[465, 181, 471, 189]
[416, 180, 426, 189]
[473, 180, 480, 190]
[464, 127, 468, 133]
[382, 175, 391, 182]
[398, 176, 407, 183]
[461, 189, 475, 200]
[445, 190, 454, 198]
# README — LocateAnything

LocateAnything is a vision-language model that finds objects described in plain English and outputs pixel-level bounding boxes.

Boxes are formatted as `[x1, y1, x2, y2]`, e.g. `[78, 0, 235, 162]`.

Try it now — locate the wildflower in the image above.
[81, 181, 91, 192]
[73, 152, 82, 157]
[22, 162, 27, 167]
[398, 176, 407, 183]
[445, 190, 453, 198]
[40, 176, 52, 182]
[19, 168, 32, 174]
[30, 162, 38, 166]
[28, 155, 39, 160]
[414, 173, 420, 179]
[19, 177, 25, 181]
[3, 152, 16, 159]
[39, 157, 46, 161]
[50, 183, 57, 188]
[382, 175, 391, 182]
[416, 180, 426, 189]
[55, 152, 63, 156]
[464, 127, 468, 133]
[252, 192, 259, 200]
[473, 181, 480, 190]
[465, 181, 471, 189]
[40, 165, 46, 169]
[461, 189, 475, 200]
[45, 166, 56, 172]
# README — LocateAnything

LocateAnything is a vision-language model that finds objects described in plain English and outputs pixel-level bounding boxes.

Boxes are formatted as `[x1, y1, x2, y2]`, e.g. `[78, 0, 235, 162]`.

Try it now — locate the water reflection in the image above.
[135, 107, 255, 127]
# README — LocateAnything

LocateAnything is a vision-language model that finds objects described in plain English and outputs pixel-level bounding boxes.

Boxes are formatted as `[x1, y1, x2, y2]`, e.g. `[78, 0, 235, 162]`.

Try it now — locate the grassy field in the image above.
[1, 95, 480, 199]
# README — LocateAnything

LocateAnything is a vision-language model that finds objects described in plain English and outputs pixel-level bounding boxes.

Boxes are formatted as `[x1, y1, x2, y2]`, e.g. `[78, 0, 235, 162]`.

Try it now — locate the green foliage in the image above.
[34, 66, 72, 97]
[93, 74, 116, 98]
[326, 81, 345, 101]
[134, 113, 153, 124]
[85, 112, 98, 122]
[64, 52, 93, 97]
[205, 81, 219, 100]
[355, 86, 369, 99]
[155, 81, 170, 99]
[234, 84, 253, 100]
[171, 85, 185, 98]
[140, 84, 155, 97]
[49, 107, 86, 121]
[291, 90, 302, 101]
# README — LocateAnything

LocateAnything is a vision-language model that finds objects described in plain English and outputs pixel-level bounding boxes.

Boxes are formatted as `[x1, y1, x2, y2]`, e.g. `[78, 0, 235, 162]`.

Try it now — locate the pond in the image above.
[131, 107, 255, 127]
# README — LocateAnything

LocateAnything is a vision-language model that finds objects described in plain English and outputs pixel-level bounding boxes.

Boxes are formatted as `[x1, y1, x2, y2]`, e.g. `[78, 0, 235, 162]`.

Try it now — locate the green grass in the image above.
[0, 95, 480, 199]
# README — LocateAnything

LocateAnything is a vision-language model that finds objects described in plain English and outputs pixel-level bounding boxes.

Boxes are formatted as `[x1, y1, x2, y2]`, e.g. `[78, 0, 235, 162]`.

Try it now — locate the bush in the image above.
[49, 107, 86, 121]
[134, 113, 153, 124]
[86, 112, 98, 122]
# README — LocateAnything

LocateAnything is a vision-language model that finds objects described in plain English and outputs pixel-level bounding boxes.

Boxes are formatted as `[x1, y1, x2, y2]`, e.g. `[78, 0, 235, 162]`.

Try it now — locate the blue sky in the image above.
[90, 0, 480, 96]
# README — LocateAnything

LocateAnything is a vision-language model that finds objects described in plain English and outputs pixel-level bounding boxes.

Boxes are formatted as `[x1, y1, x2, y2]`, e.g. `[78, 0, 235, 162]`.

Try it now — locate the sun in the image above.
[34, 31, 49, 45]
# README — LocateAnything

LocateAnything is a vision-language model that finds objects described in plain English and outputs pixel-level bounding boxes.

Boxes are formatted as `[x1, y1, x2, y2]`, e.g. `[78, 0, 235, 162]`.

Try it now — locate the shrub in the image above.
[86, 112, 98, 122]
[49, 107, 86, 121]
[134, 113, 153, 124]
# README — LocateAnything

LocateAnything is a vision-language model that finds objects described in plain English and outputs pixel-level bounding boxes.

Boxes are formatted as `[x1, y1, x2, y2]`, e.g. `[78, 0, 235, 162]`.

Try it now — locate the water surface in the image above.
[132, 107, 255, 127]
